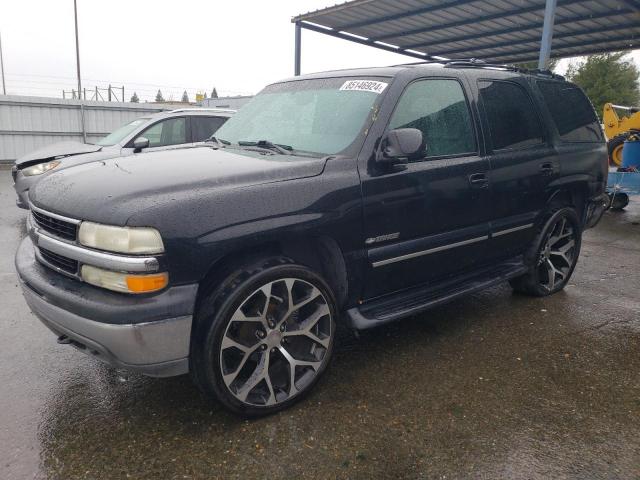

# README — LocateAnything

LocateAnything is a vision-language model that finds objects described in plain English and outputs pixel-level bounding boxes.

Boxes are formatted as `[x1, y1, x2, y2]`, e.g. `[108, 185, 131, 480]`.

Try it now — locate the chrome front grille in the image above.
[39, 247, 79, 275]
[32, 209, 78, 241]
[28, 205, 160, 279]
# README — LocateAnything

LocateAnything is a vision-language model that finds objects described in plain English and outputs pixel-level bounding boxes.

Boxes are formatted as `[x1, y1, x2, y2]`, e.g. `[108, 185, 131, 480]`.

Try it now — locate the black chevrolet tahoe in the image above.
[16, 62, 609, 415]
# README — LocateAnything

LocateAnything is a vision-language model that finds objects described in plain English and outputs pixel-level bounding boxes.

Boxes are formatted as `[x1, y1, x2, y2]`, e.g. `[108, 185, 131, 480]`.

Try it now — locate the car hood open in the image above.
[15, 141, 103, 167]
[30, 145, 328, 225]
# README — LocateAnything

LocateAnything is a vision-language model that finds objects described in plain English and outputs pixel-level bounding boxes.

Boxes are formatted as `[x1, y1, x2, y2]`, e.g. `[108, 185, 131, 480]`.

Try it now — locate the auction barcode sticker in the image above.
[339, 80, 388, 94]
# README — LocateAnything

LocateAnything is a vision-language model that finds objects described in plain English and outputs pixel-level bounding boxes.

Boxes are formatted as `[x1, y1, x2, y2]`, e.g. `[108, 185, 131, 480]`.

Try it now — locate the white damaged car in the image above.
[12, 108, 233, 208]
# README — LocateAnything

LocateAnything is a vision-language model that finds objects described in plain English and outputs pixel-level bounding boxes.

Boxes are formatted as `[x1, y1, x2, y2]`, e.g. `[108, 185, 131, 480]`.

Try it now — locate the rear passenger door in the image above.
[477, 79, 558, 261]
[535, 80, 606, 202]
[190, 116, 229, 142]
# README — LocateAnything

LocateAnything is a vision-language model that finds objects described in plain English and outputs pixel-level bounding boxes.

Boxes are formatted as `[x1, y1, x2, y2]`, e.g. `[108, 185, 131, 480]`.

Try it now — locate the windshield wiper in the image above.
[237, 140, 293, 155]
[206, 136, 230, 147]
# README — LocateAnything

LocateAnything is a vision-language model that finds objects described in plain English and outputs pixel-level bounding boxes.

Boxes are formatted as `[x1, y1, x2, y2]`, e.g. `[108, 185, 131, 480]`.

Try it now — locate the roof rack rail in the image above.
[444, 59, 526, 72]
[393, 57, 485, 67]
[526, 69, 566, 81]
[394, 57, 567, 81]
[444, 60, 567, 81]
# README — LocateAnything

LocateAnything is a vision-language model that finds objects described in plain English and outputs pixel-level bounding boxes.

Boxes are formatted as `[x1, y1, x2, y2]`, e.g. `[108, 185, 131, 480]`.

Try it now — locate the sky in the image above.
[1, 0, 639, 102]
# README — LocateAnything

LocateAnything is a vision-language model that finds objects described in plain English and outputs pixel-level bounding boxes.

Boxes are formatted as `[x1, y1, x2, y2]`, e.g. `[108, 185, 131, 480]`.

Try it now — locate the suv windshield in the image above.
[214, 77, 389, 156]
[96, 118, 149, 146]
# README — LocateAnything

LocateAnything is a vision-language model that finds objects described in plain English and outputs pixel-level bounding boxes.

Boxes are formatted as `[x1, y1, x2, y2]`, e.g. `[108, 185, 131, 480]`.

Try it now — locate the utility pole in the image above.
[0, 32, 6, 95]
[73, 0, 87, 142]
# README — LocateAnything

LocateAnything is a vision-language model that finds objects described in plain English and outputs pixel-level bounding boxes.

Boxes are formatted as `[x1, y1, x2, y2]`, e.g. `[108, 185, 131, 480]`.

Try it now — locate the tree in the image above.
[130, 92, 139, 103]
[565, 52, 640, 120]
[155, 89, 165, 102]
[204, 92, 208, 99]
[211, 87, 218, 98]
[181, 90, 189, 103]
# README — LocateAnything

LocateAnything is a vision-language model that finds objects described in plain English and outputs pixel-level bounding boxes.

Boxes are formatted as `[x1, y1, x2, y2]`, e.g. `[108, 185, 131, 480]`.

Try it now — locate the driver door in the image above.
[360, 77, 492, 299]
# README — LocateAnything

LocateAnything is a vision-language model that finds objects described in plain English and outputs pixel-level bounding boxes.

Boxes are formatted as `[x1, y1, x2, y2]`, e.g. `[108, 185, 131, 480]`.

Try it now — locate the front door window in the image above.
[138, 117, 187, 147]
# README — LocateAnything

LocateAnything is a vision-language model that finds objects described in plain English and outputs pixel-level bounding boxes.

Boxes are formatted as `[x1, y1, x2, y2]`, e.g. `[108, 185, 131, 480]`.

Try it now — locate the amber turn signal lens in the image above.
[81, 265, 169, 294]
[126, 273, 169, 293]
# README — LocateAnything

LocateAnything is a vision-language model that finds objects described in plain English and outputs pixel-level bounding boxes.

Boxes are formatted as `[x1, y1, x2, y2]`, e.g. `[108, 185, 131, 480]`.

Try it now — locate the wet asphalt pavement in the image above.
[1, 168, 639, 480]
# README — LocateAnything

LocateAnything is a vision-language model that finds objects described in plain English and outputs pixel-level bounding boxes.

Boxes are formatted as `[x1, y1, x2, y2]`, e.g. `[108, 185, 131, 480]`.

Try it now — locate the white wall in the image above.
[0, 95, 171, 163]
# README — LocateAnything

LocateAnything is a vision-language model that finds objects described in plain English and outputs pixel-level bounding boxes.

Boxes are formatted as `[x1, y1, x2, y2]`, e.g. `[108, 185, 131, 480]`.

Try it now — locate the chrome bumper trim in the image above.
[34, 230, 159, 273]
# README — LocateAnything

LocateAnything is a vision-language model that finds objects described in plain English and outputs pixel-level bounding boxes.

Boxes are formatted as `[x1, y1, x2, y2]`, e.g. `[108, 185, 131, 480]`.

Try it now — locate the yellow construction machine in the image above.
[603, 102, 640, 166]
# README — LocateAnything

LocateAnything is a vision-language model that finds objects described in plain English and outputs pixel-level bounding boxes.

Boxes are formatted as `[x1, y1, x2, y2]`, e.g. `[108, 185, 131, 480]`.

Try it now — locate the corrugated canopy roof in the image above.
[293, 0, 640, 64]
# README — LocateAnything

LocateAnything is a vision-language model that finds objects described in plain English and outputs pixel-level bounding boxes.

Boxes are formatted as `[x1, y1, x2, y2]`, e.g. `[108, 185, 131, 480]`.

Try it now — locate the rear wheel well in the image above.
[547, 187, 587, 225]
[196, 236, 348, 311]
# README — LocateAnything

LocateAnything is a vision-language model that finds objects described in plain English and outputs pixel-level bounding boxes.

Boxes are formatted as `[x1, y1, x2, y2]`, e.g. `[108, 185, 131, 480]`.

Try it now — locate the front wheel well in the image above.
[195, 236, 349, 312]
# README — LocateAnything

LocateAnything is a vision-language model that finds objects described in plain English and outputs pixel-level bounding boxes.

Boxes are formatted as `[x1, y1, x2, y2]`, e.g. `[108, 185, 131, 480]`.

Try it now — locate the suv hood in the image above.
[30, 145, 327, 225]
[15, 141, 103, 167]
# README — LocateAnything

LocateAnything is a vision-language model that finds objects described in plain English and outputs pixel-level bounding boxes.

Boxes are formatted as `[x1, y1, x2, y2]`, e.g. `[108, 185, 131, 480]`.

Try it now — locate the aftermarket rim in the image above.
[219, 277, 332, 407]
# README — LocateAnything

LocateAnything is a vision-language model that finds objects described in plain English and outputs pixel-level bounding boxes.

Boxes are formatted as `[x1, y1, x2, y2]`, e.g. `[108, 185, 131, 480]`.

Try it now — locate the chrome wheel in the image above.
[219, 277, 333, 407]
[536, 215, 577, 291]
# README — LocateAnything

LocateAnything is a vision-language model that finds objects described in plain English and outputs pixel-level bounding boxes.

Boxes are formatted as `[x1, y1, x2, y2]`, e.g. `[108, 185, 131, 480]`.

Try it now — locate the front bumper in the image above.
[16, 236, 198, 377]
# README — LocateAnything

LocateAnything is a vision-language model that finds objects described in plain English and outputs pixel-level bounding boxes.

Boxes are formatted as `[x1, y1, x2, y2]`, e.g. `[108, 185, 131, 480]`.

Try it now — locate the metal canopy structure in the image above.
[292, 0, 640, 74]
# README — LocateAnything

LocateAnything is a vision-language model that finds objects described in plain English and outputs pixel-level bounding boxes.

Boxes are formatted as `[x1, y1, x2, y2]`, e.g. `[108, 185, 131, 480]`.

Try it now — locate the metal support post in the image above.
[538, 0, 557, 70]
[294, 22, 302, 76]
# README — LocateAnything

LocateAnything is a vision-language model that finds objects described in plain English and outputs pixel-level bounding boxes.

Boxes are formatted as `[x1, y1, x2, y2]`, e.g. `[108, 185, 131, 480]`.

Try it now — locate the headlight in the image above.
[21, 160, 61, 176]
[81, 265, 168, 294]
[78, 222, 164, 254]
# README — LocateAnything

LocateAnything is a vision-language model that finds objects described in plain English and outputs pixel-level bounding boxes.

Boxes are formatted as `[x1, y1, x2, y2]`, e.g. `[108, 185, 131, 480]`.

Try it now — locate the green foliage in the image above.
[155, 89, 164, 102]
[565, 52, 640, 120]
[130, 92, 139, 103]
[181, 90, 189, 103]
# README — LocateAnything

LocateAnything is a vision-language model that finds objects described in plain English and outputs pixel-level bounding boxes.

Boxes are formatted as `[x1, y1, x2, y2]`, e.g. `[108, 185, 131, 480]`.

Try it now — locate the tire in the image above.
[608, 192, 630, 211]
[190, 256, 337, 416]
[509, 207, 582, 297]
[607, 133, 627, 167]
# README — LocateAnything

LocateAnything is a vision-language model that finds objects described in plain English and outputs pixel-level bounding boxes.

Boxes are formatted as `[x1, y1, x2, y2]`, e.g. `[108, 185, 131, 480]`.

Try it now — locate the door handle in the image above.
[468, 173, 489, 188]
[539, 162, 554, 176]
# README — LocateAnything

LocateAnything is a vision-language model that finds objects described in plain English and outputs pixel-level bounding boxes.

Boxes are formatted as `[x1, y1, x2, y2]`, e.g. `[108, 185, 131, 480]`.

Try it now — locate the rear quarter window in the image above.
[537, 81, 602, 142]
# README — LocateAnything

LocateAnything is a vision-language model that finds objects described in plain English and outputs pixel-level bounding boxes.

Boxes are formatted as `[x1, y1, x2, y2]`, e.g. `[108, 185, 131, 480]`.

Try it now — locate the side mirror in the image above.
[378, 128, 425, 164]
[133, 137, 150, 152]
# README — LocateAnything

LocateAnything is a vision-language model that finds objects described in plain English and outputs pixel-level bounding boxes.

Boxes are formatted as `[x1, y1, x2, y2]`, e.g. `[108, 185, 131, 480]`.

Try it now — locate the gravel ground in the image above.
[1, 169, 639, 480]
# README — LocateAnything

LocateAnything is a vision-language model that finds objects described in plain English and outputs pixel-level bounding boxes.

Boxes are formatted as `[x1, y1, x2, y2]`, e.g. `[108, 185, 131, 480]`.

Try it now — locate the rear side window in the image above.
[192, 116, 228, 142]
[388, 79, 476, 158]
[537, 81, 602, 142]
[479, 80, 543, 150]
